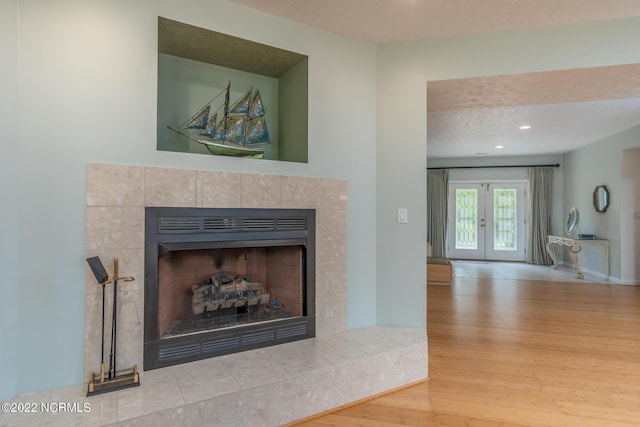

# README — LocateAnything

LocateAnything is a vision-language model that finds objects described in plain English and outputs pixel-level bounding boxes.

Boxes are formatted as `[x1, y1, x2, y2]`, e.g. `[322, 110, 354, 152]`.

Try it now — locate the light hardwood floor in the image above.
[291, 275, 640, 426]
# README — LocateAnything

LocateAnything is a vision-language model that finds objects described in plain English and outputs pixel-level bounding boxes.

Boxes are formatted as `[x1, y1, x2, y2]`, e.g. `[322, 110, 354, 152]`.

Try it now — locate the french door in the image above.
[447, 182, 527, 261]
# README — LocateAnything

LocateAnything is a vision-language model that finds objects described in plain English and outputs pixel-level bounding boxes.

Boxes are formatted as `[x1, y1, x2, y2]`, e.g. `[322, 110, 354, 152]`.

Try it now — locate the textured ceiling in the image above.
[427, 98, 640, 158]
[427, 65, 640, 158]
[427, 64, 640, 112]
[230, 0, 640, 158]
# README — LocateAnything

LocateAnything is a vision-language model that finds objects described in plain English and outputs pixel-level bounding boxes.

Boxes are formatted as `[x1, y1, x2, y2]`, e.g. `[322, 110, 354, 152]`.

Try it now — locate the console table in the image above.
[546, 235, 609, 280]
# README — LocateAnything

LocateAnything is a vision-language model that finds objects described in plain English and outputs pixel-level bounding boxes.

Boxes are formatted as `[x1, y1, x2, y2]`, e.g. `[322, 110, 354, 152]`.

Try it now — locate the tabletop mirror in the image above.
[593, 185, 609, 213]
[565, 207, 580, 236]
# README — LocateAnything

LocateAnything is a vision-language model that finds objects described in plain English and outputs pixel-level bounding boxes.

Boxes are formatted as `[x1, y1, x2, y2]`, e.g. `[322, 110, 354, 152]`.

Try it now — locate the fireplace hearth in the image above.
[144, 207, 315, 370]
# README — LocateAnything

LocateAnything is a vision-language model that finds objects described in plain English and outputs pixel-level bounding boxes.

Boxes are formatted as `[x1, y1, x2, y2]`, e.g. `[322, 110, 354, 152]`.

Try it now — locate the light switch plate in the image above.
[397, 208, 408, 224]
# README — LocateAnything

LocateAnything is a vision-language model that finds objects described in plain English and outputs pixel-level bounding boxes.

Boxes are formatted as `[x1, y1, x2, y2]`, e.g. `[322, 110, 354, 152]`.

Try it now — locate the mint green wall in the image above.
[377, 17, 640, 328]
[278, 58, 309, 163]
[563, 124, 640, 281]
[0, 0, 18, 403]
[376, 53, 427, 327]
[6, 0, 377, 398]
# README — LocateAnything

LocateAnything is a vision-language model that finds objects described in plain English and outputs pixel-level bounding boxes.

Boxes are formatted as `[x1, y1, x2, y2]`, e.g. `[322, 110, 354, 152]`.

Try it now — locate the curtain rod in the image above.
[427, 163, 560, 170]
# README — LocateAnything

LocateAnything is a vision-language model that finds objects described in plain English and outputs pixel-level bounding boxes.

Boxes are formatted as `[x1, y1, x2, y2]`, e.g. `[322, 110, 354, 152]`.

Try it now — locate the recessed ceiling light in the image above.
[495, 145, 504, 149]
[519, 125, 531, 130]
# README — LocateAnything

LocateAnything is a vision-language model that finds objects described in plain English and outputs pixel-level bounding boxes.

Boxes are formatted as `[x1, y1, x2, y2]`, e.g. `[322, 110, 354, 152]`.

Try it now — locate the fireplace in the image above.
[144, 207, 315, 370]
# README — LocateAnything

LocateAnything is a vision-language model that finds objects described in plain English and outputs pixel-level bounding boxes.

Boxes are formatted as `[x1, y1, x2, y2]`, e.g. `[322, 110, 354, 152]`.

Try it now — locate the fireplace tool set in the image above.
[85, 256, 140, 396]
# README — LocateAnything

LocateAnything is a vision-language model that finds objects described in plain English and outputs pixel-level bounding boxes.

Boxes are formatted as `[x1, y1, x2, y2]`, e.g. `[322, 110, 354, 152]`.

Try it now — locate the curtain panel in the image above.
[427, 169, 449, 258]
[527, 167, 554, 265]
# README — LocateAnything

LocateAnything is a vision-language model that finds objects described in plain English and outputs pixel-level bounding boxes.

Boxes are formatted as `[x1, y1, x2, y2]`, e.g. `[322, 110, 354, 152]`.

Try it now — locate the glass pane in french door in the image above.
[485, 183, 526, 261]
[447, 183, 485, 260]
[455, 188, 478, 250]
[493, 188, 517, 251]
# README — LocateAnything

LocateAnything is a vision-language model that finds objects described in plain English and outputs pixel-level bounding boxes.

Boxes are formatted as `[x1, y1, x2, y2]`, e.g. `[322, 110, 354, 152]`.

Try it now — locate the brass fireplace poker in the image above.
[85, 257, 140, 396]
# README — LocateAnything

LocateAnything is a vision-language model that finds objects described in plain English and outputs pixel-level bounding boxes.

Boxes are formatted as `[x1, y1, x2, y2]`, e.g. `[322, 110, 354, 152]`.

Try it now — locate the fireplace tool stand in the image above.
[86, 256, 140, 396]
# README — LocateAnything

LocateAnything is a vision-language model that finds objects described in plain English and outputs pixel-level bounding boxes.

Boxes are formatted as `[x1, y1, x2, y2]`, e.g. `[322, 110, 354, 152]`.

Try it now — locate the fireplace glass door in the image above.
[144, 207, 315, 370]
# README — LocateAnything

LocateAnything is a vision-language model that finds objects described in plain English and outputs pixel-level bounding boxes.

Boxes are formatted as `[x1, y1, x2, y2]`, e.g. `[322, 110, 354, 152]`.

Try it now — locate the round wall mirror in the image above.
[593, 185, 609, 213]
[565, 207, 580, 236]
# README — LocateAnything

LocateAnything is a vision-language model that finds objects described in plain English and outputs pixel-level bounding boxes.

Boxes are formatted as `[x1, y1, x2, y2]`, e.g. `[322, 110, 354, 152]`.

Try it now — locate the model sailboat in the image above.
[169, 82, 271, 159]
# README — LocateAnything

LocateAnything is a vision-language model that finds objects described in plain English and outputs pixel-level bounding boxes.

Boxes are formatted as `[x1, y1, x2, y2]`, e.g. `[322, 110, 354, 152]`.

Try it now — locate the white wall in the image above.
[621, 147, 640, 284]
[0, 0, 18, 403]
[564, 125, 640, 282]
[6, 0, 377, 398]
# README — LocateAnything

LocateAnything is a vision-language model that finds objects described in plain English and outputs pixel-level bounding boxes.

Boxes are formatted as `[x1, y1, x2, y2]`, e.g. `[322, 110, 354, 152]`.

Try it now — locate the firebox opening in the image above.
[157, 244, 305, 339]
[144, 207, 315, 370]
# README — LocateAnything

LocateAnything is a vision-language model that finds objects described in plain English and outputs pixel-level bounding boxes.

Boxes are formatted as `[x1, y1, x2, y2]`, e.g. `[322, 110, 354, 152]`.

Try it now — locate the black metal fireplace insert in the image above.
[144, 207, 315, 370]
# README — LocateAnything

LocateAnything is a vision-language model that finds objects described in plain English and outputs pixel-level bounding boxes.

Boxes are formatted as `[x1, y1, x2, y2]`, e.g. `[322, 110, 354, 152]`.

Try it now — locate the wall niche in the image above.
[157, 17, 308, 163]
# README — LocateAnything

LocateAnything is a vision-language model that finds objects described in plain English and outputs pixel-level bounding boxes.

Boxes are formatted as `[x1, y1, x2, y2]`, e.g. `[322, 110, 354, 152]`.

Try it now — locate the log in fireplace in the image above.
[144, 207, 315, 370]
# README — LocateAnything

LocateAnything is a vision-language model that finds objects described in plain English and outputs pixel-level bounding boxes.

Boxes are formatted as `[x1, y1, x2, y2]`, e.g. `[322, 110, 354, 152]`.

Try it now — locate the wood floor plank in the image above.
[291, 276, 640, 426]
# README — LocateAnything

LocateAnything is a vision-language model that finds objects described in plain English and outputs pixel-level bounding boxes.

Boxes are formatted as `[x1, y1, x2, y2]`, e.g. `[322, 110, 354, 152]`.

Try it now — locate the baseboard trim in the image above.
[282, 378, 431, 426]
[558, 262, 630, 284]
[581, 266, 619, 283]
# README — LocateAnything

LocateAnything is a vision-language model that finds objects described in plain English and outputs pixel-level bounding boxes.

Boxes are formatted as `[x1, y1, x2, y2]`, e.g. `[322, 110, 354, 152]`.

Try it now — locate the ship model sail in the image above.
[169, 82, 271, 159]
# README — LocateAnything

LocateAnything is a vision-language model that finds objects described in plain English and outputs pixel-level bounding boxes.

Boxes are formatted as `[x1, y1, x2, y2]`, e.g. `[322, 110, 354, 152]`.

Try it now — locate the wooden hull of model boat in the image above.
[199, 140, 265, 159]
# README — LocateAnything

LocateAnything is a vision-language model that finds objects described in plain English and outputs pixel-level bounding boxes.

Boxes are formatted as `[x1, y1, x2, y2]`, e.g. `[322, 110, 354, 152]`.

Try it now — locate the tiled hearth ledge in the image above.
[3, 327, 427, 426]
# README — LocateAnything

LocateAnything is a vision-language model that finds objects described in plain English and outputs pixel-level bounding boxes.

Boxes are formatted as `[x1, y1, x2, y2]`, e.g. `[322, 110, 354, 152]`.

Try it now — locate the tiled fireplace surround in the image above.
[5, 163, 426, 426]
